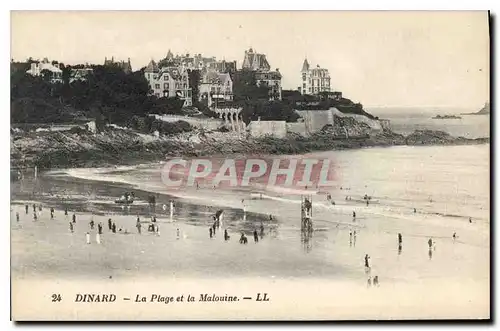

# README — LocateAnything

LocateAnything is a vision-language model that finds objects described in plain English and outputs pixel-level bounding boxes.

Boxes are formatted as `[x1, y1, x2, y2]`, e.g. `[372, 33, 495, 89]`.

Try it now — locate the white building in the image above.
[199, 70, 233, 107]
[299, 58, 331, 95]
[144, 60, 192, 107]
[26, 58, 62, 83]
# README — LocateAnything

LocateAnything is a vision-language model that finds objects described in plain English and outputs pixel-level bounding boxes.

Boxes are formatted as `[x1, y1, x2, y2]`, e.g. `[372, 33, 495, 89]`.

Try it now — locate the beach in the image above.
[10, 143, 490, 319]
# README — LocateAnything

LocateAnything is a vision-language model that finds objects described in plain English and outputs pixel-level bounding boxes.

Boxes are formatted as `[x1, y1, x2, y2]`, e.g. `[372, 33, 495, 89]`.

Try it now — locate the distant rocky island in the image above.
[461, 102, 490, 115]
[432, 114, 462, 120]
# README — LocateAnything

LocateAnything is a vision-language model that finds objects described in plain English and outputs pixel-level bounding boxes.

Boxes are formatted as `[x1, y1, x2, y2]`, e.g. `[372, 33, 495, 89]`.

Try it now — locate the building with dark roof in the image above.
[104, 56, 132, 74]
[242, 48, 282, 100]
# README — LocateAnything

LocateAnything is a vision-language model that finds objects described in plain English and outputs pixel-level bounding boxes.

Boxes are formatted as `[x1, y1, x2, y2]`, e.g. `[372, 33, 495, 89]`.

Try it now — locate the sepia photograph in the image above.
[9, 10, 490, 321]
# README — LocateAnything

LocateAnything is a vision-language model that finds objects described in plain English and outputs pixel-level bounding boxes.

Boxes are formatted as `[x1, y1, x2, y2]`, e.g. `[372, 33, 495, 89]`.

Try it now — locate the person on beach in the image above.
[38, 205, 42, 212]
[176, 228, 180, 240]
[398, 233, 403, 245]
[136, 219, 141, 234]
[64, 208, 68, 216]
[428, 238, 433, 250]
[253, 230, 259, 243]
[353, 211, 356, 218]
[239, 233, 248, 244]
[353, 230, 357, 246]
[32, 204, 36, 213]
[469, 217, 472, 223]
[224, 229, 230, 241]
[209, 227, 213, 238]
[367, 277, 372, 288]
[212, 222, 217, 235]
[96, 232, 101, 244]
[349, 231, 353, 246]
[269, 214, 273, 221]
[260, 223, 265, 238]
[33, 211, 37, 221]
[152, 216, 157, 223]
[69, 222, 73, 233]
[414, 208, 417, 214]
[86, 232, 91, 244]
[72, 214, 76, 223]
[155, 224, 160, 236]
[112, 223, 117, 233]
[373, 276, 379, 287]
[366, 200, 369, 206]
[89, 220, 95, 230]
[50, 208, 54, 219]
[453, 232, 457, 242]
[108, 218, 112, 230]
[98, 223, 103, 235]
[25, 205, 28, 214]
[16, 211, 20, 223]
[364, 254, 370, 268]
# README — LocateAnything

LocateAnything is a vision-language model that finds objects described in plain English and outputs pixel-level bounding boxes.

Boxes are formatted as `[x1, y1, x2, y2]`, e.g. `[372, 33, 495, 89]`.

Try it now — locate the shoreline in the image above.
[10, 127, 490, 170]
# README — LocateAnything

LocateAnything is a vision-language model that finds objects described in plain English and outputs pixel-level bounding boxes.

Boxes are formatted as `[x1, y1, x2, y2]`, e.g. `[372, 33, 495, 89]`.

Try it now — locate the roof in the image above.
[302, 58, 310, 72]
[145, 59, 159, 73]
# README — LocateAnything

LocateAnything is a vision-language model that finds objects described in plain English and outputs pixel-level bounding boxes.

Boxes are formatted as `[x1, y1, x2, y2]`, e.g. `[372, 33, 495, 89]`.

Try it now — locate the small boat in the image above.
[115, 192, 135, 204]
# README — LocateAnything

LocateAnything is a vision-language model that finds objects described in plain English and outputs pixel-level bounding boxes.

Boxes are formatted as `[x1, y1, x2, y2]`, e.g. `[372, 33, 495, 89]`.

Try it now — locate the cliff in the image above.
[10, 120, 489, 170]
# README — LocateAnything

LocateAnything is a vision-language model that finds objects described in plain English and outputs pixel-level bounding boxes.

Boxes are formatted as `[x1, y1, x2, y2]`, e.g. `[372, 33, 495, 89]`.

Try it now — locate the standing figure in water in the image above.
[353, 211, 356, 218]
[64, 208, 68, 216]
[253, 230, 259, 243]
[108, 218, 112, 230]
[209, 227, 213, 239]
[50, 207, 54, 219]
[25, 205, 29, 214]
[364, 254, 371, 274]
[69, 222, 73, 233]
[469, 217, 472, 223]
[224, 229, 230, 241]
[414, 208, 417, 214]
[398, 233, 403, 252]
[112, 223, 117, 233]
[176, 228, 180, 239]
[373, 276, 379, 287]
[72, 214, 76, 223]
[136, 219, 141, 234]
[32, 204, 36, 213]
[428, 238, 433, 260]
[453, 232, 457, 243]
[367, 276, 372, 288]
[16, 212, 20, 223]
[97, 223, 103, 235]
[349, 230, 353, 246]
[33, 211, 37, 221]
[353, 230, 357, 247]
[260, 223, 265, 238]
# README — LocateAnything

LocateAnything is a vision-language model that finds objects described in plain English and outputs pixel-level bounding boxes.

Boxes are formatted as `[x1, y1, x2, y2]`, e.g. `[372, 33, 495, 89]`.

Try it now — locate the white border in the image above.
[2, 1, 498, 329]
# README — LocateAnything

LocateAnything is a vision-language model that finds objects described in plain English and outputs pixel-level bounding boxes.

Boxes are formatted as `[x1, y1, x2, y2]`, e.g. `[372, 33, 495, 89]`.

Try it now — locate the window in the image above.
[164, 75, 168, 81]
[303, 83, 306, 88]
[164, 83, 169, 89]
[183, 83, 187, 89]
[302, 74, 306, 81]
[308, 88, 311, 92]
[153, 75, 157, 80]
[176, 83, 180, 89]
[155, 84, 160, 89]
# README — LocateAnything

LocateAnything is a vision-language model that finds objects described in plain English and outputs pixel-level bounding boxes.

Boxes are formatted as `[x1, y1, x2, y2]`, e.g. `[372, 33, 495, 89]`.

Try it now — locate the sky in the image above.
[11, 11, 490, 109]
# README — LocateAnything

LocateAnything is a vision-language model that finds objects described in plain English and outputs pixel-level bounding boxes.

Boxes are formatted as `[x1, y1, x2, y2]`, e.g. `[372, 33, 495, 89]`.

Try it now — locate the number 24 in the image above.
[51, 294, 62, 302]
